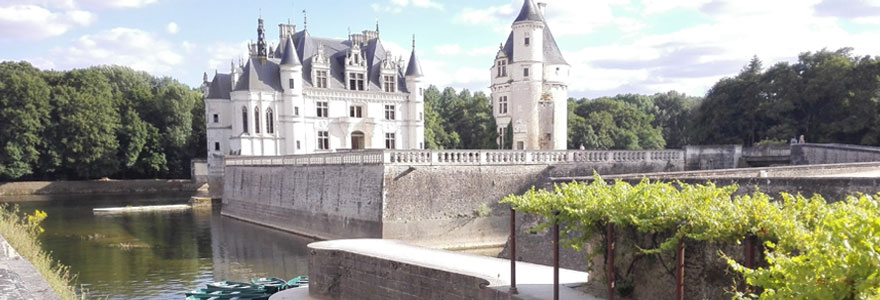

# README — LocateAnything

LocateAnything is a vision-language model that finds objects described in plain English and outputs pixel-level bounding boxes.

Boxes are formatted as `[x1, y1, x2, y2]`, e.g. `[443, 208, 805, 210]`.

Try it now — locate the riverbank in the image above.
[0, 233, 62, 300]
[0, 179, 207, 197]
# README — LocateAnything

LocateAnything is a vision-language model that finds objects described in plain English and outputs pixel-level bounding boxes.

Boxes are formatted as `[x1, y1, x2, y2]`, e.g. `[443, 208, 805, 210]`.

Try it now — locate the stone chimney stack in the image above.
[537, 2, 547, 16]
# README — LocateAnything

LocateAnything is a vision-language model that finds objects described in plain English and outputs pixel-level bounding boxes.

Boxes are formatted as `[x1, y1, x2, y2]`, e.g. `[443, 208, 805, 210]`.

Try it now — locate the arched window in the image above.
[254, 107, 261, 134]
[241, 106, 248, 133]
[266, 108, 274, 134]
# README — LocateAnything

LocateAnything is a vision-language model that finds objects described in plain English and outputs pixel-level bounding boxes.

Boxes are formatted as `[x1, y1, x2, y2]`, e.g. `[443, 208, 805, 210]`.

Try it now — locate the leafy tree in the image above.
[0, 62, 51, 180]
[571, 98, 665, 150]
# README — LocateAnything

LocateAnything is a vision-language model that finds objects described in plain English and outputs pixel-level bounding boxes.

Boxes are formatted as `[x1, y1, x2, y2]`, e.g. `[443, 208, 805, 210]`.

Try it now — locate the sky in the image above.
[1, 0, 880, 98]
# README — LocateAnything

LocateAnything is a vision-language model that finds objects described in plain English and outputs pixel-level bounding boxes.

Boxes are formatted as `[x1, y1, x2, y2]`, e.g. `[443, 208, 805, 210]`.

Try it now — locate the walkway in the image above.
[0, 234, 60, 300]
[272, 239, 602, 300]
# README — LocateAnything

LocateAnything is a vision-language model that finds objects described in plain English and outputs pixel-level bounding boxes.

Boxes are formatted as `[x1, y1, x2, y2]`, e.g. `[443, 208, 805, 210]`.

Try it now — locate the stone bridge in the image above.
[220, 149, 685, 249]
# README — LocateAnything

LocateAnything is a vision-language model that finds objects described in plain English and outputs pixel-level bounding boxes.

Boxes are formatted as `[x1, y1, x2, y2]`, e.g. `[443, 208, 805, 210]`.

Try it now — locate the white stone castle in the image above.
[491, 0, 569, 150]
[202, 17, 426, 158]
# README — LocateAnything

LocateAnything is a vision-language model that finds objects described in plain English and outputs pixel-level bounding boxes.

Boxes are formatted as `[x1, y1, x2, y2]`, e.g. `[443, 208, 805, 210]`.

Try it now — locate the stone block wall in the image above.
[791, 143, 880, 165]
[684, 144, 742, 170]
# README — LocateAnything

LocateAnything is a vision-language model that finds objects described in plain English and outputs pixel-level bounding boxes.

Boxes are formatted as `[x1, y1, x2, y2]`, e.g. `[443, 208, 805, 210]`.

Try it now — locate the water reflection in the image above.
[0, 194, 313, 300]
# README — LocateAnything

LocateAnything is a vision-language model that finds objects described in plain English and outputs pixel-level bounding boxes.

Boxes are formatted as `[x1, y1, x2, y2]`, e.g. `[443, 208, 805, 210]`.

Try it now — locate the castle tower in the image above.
[405, 36, 426, 149]
[491, 0, 569, 150]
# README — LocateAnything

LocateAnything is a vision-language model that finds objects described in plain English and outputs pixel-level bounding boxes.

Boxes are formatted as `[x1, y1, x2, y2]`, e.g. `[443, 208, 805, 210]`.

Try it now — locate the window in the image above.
[420, 88, 424, 96]
[383, 75, 396, 92]
[214, 142, 220, 151]
[241, 106, 248, 133]
[419, 112, 423, 121]
[419, 142, 423, 149]
[499, 96, 508, 114]
[523, 67, 530, 77]
[315, 70, 328, 88]
[317, 131, 329, 150]
[254, 107, 261, 134]
[213, 114, 219, 123]
[294, 106, 299, 116]
[497, 60, 507, 77]
[384, 105, 395, 120]
[517, 141, 524, 150]
[266, 108, 274, 134]
[349, 72, 365, 91]
[296, 140, 301, 150]
[317, 102, 328, 118]
[289, 78, 294, 89]
[349, 105, 363, 118]
[525, 37, 530, 46]
[385, 133, 396, 149]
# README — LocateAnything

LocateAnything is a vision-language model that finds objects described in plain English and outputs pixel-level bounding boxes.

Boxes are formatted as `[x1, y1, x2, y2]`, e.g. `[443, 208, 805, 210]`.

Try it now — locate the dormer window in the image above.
[496, 60, 508, 77]
[349, 72, 365, 91]
[315, 70, 328, 88]
[383, 75, 396, 92]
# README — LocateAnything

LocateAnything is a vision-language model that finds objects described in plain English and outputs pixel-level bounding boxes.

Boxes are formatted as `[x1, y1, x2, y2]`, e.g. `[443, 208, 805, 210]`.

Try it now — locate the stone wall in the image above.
[791, 143, 880, 165]
[222, 164, 385, 241]
[222, 150, 684, 249]
[0, 180, 205, 197]
[683, 144, 741, 170]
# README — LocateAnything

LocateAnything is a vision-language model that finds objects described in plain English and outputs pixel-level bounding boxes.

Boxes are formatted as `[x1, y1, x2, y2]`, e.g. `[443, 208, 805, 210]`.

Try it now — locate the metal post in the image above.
[744, 235, 756, 293]
[554, 211, 560, 300]
[676, 238, 685, 300]
[509, 207, 518, 294]
[607, 223, 615, 300]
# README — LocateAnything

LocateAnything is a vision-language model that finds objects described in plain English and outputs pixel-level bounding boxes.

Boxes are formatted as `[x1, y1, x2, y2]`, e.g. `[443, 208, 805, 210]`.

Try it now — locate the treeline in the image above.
[424, 86, 499, 149]
[692, 48, 880, 146]
[0, 62, 205, 181]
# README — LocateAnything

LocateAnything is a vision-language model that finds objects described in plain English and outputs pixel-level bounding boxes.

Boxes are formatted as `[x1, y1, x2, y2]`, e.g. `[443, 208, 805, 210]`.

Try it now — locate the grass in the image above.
[0, 203, 83, 300]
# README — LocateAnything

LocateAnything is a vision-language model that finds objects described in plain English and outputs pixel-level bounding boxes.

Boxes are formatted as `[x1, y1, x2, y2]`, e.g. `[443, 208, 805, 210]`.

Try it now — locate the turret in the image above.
[405, 35, 425, 101]
[511, 0, 545, 65]
[279, 35, 302, 96]
[405, 35, 426, 149]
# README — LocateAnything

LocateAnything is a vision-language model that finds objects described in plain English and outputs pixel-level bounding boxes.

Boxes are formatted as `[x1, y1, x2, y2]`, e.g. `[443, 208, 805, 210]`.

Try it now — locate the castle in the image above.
[491, 0, 569, 150]
[203, 0, 568, 162]
[202, 17, 426, 159]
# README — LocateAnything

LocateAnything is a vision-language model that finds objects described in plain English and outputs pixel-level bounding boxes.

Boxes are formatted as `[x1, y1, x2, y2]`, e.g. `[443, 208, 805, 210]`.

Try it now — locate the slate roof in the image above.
[206, 73, 232, 99]
[234, 58, 283, 92]
[500, 1, 568, 65]
[208, 28, 415, 98]
[405, 49, 424, 77]
[514, 0, 544, 23]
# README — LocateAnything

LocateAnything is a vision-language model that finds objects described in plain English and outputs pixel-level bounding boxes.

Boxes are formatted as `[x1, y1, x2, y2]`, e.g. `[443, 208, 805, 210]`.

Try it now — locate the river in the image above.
[0, 193, 313, 300]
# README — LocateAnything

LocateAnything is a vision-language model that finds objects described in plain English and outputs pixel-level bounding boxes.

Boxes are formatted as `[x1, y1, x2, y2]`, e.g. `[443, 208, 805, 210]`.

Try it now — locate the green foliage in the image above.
[424, 85, 498, 149]
[568, 97, 666, 150]
[692, 48, 880, 146]
[502, 177, 880, 299]
[0, 62, 205, 180]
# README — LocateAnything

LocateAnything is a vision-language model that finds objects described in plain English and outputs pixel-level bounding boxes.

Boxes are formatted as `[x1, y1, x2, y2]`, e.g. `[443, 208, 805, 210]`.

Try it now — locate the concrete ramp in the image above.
[296, 239, 600, 300]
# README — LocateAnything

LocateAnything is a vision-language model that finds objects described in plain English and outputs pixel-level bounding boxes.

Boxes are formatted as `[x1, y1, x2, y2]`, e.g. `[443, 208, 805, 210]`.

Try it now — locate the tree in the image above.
[0, 62, 51, 180]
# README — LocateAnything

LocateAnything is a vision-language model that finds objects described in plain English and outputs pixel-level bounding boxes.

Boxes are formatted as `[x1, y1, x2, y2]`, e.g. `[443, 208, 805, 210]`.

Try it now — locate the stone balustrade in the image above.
[224, 149, 684, 167]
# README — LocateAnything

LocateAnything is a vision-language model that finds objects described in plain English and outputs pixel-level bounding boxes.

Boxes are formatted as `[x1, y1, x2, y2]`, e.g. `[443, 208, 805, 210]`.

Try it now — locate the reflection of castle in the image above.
[210, 212, 311, 282]
[491, 0, 569, 150]
[202, 17, 426, 158]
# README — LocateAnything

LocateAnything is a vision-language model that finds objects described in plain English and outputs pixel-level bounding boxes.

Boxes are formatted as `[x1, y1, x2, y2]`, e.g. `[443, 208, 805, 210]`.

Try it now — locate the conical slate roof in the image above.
[514, 0, 544, 23]
[280, 36, 301, 66]
[405, 49, 424, 77]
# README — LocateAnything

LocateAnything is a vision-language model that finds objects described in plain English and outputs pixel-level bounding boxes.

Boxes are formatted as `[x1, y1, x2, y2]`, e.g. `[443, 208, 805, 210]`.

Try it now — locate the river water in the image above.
[0, 193, 313, 300]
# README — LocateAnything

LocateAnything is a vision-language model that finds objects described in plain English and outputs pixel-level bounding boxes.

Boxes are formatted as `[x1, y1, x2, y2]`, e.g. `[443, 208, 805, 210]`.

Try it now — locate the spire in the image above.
[280, 35, 301, 66]
[203, 72, 208, 83]
[405, 34, 424, 77]
[257, 14, 267, 60]
[514, 0, 544, 23]
[376, 16, 380, 33]
[302, 9, 308, 31]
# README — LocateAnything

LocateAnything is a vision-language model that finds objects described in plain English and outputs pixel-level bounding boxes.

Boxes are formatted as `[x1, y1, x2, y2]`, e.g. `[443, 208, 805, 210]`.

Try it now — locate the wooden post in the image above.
[509, 207, 518, 294]
[676, 238, 685, 300]
[553, 211, 560, 300]
[607, 223, 615, 300]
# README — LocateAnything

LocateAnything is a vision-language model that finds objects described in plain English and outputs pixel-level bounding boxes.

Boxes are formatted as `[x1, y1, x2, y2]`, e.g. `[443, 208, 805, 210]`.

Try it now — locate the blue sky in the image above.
[2, 0, 880, 98]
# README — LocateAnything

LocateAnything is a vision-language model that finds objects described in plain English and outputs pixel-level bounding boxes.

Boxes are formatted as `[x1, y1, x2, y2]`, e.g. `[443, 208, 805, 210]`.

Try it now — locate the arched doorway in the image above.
[351, 131, 365, 150]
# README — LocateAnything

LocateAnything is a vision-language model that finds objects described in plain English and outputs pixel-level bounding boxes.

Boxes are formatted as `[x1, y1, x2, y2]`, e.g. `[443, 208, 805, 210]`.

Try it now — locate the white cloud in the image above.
[433, 44, 461, 55]
[455, 0, 635, 37]
[75, 0, 159, 9]
[372, 0, 443, 13]
[48, 27, 182, 74]
[166, 22, 179, 34]
[0, 5, 94, 40]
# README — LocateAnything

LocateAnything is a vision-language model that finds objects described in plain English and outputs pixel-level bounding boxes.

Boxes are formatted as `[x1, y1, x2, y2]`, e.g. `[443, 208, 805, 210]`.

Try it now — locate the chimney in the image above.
[537, 2, 547, 16]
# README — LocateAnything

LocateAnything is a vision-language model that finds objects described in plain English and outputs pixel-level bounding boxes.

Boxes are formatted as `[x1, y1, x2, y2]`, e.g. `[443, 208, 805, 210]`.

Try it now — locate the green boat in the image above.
[250, 277, 287, 293]
[205, 281, 264, 292]
[185, 288, 270, 300]
[286, 276, 308, 287]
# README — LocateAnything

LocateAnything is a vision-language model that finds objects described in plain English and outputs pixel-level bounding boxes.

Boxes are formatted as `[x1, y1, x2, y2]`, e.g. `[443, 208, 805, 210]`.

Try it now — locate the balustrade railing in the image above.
[224, 149, 684, 167]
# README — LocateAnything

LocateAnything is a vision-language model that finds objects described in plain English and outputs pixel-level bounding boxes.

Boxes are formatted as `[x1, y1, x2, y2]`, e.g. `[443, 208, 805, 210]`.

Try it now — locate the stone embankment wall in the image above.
[222, 149, 684, 248]
[792, 143, 880, 165]
[0, 180, 206, 197]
